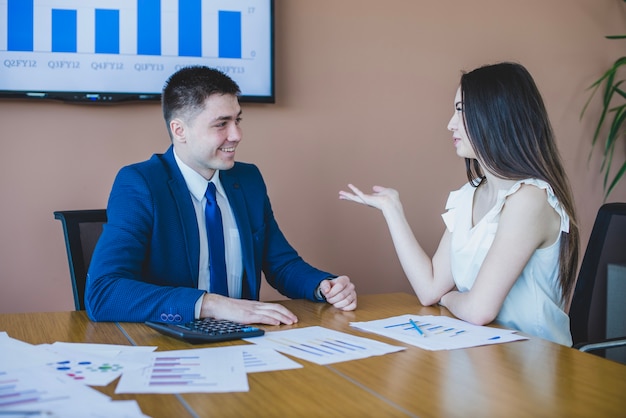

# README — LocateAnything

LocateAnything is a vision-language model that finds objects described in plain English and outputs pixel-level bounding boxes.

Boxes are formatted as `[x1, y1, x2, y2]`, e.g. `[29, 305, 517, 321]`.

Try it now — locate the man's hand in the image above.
[200, 293, 298, 325]
[319, 275, 357, 311]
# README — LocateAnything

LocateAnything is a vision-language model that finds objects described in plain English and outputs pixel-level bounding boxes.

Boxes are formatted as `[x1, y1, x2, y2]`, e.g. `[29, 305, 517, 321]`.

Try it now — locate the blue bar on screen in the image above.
[138, 0, 161, 55]
[218, 11, 242, 59]
[95, 9, 120, 54]
[52, 9, 77, 53]
[179, 0, 202, 56]
[7, 0, 34, 51]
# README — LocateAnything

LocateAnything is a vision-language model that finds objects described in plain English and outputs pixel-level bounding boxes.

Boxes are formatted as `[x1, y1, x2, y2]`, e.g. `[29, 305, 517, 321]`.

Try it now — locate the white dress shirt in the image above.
[174, 151, 243, 317]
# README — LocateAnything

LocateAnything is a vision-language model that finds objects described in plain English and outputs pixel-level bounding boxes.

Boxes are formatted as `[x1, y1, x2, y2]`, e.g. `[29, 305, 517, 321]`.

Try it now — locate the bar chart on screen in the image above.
[0, 0, 273, 99]
[2, 0, 252, 57]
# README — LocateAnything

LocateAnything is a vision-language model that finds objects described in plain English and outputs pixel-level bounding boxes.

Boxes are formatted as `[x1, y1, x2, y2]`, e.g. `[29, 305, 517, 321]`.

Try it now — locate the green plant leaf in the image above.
[606, 160, 626, 199]
[581, 54, 626, 199]
[600, 104, 626, 186]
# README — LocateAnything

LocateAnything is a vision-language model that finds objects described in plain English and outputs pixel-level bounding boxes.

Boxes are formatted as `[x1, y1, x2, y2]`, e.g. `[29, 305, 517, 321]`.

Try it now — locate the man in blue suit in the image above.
[85, 66, 357, 324]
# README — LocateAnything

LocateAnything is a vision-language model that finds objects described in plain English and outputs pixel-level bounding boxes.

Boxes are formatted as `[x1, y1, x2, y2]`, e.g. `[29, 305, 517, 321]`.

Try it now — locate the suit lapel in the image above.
[162, 147, 201, 288]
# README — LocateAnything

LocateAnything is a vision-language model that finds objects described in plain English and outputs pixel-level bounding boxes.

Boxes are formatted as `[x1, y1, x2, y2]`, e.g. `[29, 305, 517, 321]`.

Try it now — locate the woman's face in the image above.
[447, 87, 476, 160]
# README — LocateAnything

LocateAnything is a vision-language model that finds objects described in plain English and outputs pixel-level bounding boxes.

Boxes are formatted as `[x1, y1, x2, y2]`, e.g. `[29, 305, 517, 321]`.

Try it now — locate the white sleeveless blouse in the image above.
[441, 179, 572, 346]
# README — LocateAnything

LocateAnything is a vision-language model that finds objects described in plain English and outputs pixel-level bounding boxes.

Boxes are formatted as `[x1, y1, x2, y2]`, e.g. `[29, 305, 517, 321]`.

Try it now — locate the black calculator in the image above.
[145, 318, 265, 344]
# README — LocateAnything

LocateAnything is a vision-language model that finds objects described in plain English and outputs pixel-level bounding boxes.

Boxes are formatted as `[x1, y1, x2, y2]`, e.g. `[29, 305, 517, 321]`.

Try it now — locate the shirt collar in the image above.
[173, 149, 225, 202]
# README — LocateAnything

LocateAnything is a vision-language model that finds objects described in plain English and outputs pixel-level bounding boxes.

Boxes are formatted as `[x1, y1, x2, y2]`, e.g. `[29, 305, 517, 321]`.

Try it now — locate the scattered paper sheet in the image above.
[115, 347, 249, 394]
[0, 332, 63, 371]
[0, 333, 150, 417]
[0, 369, 148, 418]
[39, 342, 156, 386]
[239, 346, 303, 373]
[350, 314, 527, 351]
[244, 326, 405, 365]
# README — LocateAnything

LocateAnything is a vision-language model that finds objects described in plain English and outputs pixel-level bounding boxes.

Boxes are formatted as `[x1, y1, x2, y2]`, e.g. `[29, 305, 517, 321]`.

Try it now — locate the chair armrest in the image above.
[574, 336, 626, 353]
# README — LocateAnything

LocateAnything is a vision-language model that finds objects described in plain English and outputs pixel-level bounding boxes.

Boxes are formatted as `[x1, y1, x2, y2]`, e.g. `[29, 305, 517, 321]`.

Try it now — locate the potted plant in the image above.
[581, 0, 626, 199]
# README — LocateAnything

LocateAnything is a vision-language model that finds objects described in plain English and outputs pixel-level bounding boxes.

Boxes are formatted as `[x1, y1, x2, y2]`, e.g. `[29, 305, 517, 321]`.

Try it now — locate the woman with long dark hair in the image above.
[340, 62, 579, 345]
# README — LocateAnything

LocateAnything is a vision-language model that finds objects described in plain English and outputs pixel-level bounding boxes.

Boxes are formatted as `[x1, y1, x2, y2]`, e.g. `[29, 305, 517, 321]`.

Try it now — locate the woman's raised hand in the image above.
[338, 183, 400, 212]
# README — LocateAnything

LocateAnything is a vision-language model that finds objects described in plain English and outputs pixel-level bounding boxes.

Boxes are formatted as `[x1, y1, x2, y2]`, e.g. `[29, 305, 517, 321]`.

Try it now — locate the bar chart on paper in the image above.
[351, 315, 528, 351]
[244, 326, 405, 365]
[0, 371, 69, 408]
[0, 369, 104, 410]
[115, 348, 249, 394]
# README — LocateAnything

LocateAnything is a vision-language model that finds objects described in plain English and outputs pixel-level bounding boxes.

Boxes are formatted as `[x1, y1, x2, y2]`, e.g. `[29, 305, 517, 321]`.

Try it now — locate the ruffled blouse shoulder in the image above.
[441, 179, 570, 234]
[441, 182, 475, 233]
[494, 178, 570, 233]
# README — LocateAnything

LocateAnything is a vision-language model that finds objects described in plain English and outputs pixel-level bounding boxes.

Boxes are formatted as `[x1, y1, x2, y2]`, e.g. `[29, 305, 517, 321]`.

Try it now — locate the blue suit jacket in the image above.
[85, 146, 332, 322]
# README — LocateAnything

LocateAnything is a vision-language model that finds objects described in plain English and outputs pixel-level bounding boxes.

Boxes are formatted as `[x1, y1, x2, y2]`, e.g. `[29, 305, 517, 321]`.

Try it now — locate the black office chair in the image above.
[569, 203, 626, 364]
[54, 210, 107, 311]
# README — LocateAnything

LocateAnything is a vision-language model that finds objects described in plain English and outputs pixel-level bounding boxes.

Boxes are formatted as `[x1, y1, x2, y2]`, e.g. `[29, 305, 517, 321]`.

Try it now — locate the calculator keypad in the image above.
[146, 318, 264, 343]
[181, 319, 259, 335]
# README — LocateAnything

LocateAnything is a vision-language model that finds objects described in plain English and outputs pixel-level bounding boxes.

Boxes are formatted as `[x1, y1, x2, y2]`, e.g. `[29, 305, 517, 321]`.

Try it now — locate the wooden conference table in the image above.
[1, 293, 625, 418]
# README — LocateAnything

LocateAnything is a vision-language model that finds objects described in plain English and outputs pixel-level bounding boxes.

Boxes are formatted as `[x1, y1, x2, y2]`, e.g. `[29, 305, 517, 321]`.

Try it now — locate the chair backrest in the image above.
[54, 210, 107, 310]
[569, 203, 626, 355]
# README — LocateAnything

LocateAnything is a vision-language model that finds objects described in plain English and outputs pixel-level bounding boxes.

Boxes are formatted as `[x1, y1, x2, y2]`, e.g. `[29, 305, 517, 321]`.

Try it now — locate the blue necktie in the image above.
[205, 182, 228, 296]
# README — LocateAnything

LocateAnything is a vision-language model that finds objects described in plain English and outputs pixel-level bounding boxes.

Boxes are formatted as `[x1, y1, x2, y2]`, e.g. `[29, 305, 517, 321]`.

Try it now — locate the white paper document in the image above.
[40, 342, 156, 386]
[115, 347, 249, 394]
[0, 369, 149, 418]
[239, 346, 303, 373]
[0, 332, 62, 371]
[350, 314, 527, 351]
[244, 326, 405, 365]
[0, 333, 152, 417]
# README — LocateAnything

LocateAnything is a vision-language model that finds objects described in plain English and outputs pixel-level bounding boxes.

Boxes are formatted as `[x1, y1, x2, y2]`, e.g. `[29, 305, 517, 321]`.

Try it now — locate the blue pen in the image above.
[408, 319, 426, 337]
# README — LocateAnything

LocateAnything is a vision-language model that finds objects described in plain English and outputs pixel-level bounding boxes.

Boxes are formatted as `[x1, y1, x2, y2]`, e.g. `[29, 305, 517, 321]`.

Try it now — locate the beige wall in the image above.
[1, 0, 625, 313]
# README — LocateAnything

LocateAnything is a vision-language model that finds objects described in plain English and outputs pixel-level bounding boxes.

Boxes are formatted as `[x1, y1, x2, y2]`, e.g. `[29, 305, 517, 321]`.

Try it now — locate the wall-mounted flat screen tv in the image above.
[0, 0, 274, 103]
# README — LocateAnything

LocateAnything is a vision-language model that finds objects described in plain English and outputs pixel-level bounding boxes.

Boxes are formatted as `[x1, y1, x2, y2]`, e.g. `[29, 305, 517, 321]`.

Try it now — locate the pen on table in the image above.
[408, 318, 426, 337]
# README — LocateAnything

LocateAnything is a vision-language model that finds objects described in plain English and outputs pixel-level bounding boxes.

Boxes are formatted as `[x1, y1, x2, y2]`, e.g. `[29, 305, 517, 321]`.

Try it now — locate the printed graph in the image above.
[50, 359, 123, 383]
[115, 348, 249, 394]
[149, 355, 214, 387]
[0, 377, 69, 407]
[244, 326, 405, 365]
[351, 314, 528, 351]
[383, 318, 467, 337]
[268, 336, 368, 357]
